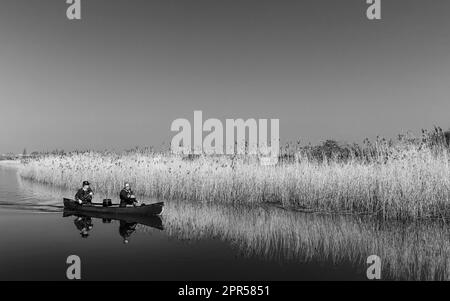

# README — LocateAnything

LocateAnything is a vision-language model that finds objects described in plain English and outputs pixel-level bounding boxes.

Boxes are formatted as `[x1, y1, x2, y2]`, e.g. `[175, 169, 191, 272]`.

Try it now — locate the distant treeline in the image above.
[1, 149, 72, 161]
[0, 153, 36, 161]
[279, 127, 450, 164]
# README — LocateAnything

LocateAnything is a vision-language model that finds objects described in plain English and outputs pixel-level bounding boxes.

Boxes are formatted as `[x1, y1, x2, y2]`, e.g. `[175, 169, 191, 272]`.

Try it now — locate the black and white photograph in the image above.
[1, 0, 450, 290]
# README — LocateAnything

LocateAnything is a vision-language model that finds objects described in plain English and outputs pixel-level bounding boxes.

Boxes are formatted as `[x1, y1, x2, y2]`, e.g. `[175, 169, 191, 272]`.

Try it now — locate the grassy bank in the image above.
[18, 132, 450, 219]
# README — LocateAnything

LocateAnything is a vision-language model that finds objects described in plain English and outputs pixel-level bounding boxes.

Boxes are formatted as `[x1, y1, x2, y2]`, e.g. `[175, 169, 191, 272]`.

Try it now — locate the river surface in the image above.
[0, 163, 449, 281]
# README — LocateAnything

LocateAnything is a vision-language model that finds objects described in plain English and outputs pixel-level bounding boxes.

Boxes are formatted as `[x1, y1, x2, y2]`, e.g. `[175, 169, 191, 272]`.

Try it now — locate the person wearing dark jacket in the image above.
[75, 181, 94, 205]
[119, 182, 139, 207]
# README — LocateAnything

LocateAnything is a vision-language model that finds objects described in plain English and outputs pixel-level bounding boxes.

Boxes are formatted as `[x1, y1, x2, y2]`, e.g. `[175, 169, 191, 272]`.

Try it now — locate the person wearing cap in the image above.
[119, 182, 139, 207]
[75, 181, 94, 205]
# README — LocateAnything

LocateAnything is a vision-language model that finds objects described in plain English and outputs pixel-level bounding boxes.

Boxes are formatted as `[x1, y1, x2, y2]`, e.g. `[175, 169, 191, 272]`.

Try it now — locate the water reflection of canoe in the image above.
[63, 198, 164, 217]
[63, 209, 164, 230]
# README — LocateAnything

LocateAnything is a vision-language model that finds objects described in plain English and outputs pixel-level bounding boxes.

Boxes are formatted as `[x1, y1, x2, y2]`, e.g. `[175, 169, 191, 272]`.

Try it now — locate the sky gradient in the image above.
[1, 0, 450, 153]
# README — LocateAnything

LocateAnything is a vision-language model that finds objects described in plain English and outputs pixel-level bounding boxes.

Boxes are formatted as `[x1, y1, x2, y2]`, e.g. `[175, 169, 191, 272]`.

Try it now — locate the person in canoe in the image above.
[75, 181, 94, 205]
[119, 182, 140, 207]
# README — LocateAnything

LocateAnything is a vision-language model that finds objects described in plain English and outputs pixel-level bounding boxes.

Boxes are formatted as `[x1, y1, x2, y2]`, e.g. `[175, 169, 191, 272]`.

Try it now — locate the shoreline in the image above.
[0, 160, 21, 165]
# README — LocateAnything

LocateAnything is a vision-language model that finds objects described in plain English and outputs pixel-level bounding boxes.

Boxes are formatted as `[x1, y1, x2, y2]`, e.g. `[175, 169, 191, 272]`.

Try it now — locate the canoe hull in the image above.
[63, 198, 164, 217]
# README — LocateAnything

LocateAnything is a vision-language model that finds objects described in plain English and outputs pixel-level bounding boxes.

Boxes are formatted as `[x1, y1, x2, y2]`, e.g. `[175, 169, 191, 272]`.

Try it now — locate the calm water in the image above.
[0, 163, 449, 281]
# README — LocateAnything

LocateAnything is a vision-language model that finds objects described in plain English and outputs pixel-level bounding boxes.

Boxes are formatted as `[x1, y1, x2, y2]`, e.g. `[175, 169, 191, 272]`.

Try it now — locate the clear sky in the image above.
[1, 0, 450, 153]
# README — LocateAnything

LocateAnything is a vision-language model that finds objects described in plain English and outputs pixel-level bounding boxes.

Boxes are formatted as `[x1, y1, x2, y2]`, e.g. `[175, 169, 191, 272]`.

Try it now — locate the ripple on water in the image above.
[0, 165, 66, 212]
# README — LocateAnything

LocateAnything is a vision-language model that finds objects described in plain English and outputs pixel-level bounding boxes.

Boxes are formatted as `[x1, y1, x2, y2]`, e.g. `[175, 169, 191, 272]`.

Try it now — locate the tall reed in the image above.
[18, 133, 450, 219]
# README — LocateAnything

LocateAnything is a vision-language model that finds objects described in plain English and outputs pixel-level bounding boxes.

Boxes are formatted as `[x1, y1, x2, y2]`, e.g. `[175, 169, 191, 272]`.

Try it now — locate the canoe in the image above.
[62, 210, 164, 230]
[63, 198, 164, 217]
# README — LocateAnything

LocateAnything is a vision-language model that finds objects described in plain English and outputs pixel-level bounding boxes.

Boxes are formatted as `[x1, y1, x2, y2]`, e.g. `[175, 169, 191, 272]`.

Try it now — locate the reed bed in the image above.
[18, 134, 450, 219]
